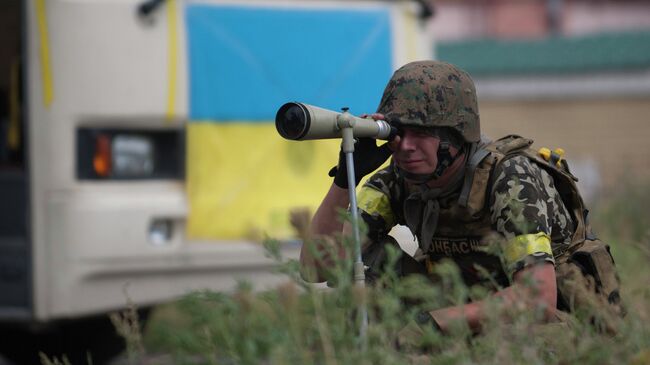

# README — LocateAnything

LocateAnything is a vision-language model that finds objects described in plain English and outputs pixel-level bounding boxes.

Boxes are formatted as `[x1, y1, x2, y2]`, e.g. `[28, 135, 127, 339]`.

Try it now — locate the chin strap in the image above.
[397, 142, 464, 183]
[433, 141, 454, 177]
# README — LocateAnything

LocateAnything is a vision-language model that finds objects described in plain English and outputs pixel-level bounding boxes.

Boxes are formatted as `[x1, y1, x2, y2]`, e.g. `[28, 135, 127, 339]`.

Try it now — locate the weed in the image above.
[123, 182, 650, 364]
[108, 286, 146, 365]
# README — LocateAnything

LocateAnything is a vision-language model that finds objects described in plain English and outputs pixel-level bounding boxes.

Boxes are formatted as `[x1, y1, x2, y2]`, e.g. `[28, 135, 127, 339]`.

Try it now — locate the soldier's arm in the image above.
[310, 183, 350, 235]
[300, 175, 396, 282]
[427, 262, 557, 333]
[426, 156, 563, 332]
[299, 183, 351, 282]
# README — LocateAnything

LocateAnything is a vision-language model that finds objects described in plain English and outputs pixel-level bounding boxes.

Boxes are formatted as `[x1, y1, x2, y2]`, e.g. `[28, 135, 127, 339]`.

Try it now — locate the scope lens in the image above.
[275, 103, 309, 140]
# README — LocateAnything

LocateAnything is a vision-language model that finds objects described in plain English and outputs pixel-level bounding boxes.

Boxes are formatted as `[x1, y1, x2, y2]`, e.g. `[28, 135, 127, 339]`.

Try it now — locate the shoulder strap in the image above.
[458, 143, 490, 208]
[458, 135, 530, 213]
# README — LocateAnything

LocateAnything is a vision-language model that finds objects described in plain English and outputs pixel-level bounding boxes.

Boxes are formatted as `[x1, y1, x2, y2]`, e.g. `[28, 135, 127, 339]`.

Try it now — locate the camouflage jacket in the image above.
[358, 136, 575, 290]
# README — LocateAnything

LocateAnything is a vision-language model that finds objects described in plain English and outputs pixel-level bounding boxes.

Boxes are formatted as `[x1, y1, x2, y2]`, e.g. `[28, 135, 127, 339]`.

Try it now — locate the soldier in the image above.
[300, 61, 622, 334]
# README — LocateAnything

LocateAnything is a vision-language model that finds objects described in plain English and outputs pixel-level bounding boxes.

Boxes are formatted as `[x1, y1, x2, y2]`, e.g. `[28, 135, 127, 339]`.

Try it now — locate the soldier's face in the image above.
[389, 128, 449, 174]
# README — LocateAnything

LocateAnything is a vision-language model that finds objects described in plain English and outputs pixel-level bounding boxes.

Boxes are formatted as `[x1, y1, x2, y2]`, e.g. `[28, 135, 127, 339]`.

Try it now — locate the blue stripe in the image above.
[186, 4, 393, 122]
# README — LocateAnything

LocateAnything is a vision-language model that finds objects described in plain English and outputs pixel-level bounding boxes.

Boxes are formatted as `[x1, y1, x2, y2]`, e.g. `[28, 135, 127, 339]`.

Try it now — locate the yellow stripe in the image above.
[165, 0, 178, 121]
[36, 0, 53, 106]
[357, 186, 395, 228]
[503, 232, 553, 267]
[403, 8, 418, 61]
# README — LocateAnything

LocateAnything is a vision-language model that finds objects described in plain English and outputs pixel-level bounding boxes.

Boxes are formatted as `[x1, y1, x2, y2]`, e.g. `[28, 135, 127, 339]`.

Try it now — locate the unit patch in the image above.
[428, 237, 484, 256]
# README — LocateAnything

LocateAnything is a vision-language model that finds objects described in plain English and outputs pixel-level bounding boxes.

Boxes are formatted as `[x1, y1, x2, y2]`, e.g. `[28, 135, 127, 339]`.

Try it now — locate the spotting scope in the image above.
[275, 102, 394, 141]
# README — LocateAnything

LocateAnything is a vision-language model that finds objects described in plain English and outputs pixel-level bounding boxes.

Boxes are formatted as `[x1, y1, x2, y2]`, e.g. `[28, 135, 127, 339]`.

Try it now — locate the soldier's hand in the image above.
[396, 311, 443, 350]
[328, 113, 392, 189]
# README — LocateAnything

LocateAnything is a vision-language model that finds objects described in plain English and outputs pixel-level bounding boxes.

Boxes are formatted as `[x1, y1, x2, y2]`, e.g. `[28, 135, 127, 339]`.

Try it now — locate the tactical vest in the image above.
[395, 135, 623, 325]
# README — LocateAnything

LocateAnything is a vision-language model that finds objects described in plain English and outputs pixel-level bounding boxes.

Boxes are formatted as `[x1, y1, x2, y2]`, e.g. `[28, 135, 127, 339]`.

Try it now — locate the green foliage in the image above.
[133, 184, 650, 364]
[590, 182, 650, 325]
[592, 182, 650, 244]
[140, 255, 650, 364]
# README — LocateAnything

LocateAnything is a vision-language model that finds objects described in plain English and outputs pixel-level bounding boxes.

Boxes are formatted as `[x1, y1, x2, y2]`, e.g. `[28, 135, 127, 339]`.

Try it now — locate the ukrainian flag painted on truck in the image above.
[184, 1, 431, 239]
[10, 0, 430, 330]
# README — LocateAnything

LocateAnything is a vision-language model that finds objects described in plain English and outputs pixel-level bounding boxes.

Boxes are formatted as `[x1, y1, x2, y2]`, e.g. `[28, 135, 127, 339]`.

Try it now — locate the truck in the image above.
[0, 0, 432, 362]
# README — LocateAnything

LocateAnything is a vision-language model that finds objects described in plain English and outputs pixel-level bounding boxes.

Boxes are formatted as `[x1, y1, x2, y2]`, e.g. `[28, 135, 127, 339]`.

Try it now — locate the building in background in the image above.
[429, 0, 650, 201]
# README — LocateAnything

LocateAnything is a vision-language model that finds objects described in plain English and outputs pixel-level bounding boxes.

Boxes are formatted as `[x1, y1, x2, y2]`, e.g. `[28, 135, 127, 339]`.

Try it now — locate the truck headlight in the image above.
[77, 127, 185, 180]
[112, 135, 154, 177]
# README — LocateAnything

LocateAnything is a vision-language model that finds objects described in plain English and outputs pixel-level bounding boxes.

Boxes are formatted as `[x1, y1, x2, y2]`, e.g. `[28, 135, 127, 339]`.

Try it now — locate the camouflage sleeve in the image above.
[489, 155, 556, 275]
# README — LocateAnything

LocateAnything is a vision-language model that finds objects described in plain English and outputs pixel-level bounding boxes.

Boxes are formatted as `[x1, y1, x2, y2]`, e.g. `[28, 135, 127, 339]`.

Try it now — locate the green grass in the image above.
[128, 183, 650, 365]
[590, 183, 650, 324]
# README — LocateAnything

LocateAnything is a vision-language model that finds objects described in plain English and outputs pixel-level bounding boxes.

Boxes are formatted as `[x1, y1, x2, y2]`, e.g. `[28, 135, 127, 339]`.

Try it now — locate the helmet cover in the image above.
[377, 61, 480, 143]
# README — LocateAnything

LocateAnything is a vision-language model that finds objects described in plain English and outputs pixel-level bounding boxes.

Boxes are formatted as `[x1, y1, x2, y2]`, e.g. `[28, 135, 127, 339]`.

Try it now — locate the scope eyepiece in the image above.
[275, 102, 310, 140]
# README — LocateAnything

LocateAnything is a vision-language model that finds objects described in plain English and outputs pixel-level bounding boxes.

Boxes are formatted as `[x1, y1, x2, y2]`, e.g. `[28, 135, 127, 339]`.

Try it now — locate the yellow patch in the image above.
[187, 122, 340, 239]
[36, 0, 53, 106]
[357, 187, 395, 228]
[165, 0, 178, 120]
[503, 232, 552, 266]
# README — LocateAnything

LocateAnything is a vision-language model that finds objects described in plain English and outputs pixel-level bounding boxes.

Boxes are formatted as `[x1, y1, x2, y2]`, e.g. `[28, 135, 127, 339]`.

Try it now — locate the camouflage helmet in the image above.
[376, 61, 480, 143]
